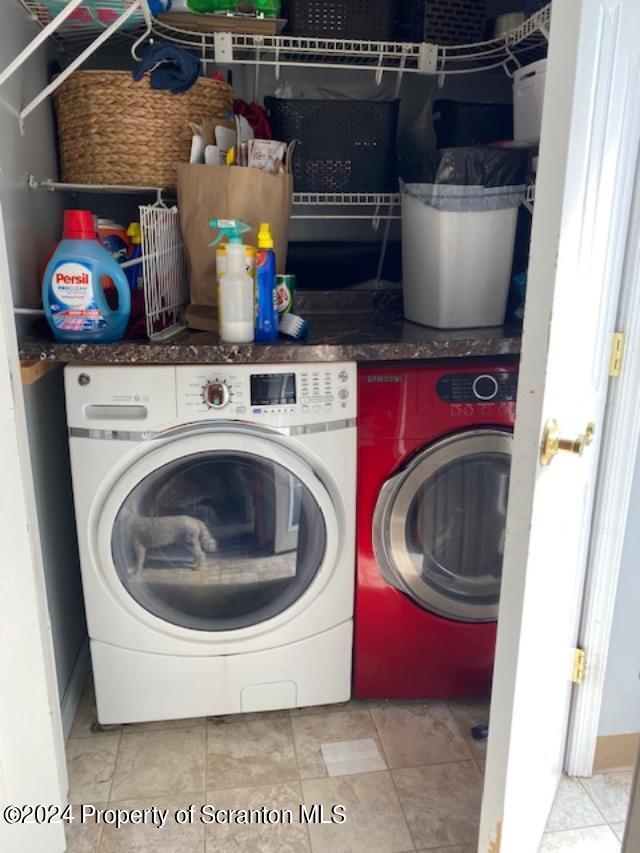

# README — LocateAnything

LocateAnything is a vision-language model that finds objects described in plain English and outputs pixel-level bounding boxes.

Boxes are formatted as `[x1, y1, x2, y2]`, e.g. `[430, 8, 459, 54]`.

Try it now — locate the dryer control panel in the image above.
[436, 371, 517, 404]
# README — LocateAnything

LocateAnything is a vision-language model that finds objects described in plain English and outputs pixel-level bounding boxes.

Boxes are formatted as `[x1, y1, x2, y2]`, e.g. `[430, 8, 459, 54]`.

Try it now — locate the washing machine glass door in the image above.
[374, 429, 512, 622]
[107, 432, 332, 632]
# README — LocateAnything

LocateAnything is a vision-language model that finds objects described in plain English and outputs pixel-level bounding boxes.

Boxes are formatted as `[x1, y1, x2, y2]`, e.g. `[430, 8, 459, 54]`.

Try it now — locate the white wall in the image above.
[598, 449, 640, 736]
[0, 29, 61, 317]
[0, 5, 87, 721]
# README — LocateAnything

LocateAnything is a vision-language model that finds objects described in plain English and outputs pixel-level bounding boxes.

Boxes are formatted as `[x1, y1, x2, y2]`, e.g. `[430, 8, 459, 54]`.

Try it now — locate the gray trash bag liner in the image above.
[402, 146, 528, 212]
[403, 182, 525, 212]
[424, 146, 529, 186]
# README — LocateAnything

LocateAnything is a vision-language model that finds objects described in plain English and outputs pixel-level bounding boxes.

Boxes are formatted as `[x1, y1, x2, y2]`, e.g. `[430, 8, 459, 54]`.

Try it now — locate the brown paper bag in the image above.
[177, 163, 293, 331]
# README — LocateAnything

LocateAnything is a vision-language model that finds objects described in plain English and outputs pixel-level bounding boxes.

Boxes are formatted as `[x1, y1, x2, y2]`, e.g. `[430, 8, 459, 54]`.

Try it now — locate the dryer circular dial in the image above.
[472, 374, 499, 401]
[203, 380, 230, 409]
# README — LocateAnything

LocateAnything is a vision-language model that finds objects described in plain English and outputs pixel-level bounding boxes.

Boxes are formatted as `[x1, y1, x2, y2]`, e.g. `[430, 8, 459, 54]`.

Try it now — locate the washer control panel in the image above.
[436, 371, 517, 404]
[176, 363, 356, 425]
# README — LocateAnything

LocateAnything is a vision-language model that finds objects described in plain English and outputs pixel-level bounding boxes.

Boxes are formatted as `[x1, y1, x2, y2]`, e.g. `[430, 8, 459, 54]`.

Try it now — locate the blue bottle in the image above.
[42, 210, 131, 343]
[255, 222, 278, 342]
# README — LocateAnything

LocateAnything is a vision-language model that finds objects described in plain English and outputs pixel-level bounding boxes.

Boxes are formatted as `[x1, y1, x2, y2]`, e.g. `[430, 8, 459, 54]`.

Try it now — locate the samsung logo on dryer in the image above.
[366, 375, 405, 383]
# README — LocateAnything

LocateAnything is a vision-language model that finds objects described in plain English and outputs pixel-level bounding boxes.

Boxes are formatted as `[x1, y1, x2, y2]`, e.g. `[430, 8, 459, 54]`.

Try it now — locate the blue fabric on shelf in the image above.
[148, 1, 172, 14]
[133, 43, 201, 94]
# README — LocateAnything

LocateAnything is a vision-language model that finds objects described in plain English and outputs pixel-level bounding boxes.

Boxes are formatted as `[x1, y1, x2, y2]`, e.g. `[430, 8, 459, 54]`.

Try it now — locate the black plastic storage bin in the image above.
[281, 0, 397, 40]
[395, 0, 486, 45]
[433, 99, 513, 147]
[265, 97, 400, 193]
[524, 0, 547, 18]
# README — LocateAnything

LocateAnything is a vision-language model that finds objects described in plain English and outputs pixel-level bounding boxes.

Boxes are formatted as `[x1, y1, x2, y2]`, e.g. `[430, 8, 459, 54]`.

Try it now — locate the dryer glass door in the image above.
[110, 447, 327, 631]
[374, 429, 512, 622]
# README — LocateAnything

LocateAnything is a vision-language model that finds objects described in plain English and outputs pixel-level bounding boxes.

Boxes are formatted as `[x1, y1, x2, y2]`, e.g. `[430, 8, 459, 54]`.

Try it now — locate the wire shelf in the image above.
[150, 5, 551, 76]
[33, 180, 400, 218]
[16, 0, 550, 76]
[293, 192, 400, 206]
[429, 6, 551, 75]
[34, 177, 534, 219]
[38, 178, 170, 196]
[291, 192, 401, 221]
[156, 22, 422, 73]
[18, 0, 147, 47]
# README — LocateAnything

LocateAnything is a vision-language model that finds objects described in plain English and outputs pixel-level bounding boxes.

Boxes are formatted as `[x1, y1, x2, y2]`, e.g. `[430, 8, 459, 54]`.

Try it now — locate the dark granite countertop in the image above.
[20, 312, 521, 365]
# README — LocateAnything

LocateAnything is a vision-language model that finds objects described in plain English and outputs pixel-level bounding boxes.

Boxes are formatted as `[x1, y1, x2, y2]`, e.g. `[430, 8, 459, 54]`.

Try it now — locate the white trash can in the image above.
[401, 148, 526, 329]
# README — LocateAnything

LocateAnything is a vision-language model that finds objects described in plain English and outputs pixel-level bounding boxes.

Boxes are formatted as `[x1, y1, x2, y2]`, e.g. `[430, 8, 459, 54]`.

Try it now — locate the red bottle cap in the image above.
[63, 210, 96, 240]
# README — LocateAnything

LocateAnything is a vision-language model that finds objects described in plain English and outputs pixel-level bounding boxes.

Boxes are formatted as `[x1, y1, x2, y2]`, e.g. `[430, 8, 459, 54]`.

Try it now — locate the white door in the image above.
[480, 1, 640, 851]
[0, 205, 66, 852]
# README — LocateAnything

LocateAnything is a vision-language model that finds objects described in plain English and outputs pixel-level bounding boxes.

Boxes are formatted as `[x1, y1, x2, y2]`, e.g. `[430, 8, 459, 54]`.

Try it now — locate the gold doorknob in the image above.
[540, 419, 596, 466]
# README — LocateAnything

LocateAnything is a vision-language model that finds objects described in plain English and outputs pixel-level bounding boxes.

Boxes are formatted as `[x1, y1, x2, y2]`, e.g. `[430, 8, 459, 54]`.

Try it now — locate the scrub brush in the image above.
[279, 313, 308, 340]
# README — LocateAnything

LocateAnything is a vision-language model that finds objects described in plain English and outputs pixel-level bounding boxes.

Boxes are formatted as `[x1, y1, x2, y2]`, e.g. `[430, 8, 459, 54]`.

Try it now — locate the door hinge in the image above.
[609, 332, 625, 377]
[571, 648, 586, 685]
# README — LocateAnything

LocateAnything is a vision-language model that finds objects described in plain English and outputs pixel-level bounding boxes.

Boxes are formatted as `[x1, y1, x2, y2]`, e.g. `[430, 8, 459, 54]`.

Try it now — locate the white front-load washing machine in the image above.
[65, 362, 356, 724]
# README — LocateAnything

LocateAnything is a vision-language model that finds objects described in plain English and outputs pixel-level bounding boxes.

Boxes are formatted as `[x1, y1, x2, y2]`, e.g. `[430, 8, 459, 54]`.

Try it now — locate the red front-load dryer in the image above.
[355, 360, 518, 700]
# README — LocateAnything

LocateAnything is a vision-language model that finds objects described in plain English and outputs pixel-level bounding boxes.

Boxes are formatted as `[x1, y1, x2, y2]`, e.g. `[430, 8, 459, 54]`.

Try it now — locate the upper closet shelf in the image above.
[155, 5, 550, 77]
[5, 1, 550, 128]
[16, 1, 550, 72]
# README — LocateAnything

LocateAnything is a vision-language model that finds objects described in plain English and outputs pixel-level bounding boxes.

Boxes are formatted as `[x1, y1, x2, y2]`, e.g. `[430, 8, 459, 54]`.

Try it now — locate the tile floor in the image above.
[65, 680, 632, 852]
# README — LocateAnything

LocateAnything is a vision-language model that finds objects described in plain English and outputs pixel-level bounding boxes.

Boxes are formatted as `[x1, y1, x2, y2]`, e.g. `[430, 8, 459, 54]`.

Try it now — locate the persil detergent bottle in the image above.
[209, 219, 254, 343]
[42, 210, 131, 343]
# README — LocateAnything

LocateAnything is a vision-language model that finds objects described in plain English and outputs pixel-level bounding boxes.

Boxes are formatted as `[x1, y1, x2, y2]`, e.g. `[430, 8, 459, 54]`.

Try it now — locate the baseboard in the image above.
[60, 639, 90, 741]
[593, 732, 640, 773]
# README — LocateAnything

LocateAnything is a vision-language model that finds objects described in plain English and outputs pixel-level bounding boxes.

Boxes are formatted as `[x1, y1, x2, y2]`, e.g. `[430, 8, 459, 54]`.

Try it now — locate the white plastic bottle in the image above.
[219, 241, 255, 343]
[209, 219, 255, 343]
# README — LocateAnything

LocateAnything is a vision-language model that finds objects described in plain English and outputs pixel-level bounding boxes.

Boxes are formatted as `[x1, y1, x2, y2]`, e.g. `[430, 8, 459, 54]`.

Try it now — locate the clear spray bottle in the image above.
[209, 219, 254, 343]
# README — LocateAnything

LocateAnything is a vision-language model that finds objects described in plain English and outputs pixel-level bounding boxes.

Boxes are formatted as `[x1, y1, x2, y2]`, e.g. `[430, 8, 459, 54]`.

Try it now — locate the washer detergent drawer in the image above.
[64, 365, 177, 430]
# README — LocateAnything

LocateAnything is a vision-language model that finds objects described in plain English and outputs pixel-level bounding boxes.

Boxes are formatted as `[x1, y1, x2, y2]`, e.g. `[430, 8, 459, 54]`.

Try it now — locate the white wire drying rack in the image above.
[138, 203, 188, 340]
